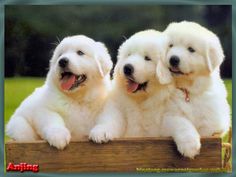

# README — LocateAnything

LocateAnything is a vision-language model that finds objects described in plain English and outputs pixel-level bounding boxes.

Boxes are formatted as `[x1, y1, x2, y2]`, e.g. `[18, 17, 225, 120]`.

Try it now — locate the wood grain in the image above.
[5, 137, 222, 172]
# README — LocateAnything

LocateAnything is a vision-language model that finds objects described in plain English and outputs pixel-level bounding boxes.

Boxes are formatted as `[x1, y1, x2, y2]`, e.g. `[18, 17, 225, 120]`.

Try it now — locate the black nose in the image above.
[123, 64, 134, 76]
[169, 56, 180, 67]
[59, 58, 69, 68]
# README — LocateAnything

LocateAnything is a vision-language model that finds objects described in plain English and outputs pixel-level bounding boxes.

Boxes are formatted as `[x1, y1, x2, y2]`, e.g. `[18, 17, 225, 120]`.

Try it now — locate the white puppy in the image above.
[89, 30, 174, 142]
[158, 21, 231, 158]
[6, 35, 112, 149]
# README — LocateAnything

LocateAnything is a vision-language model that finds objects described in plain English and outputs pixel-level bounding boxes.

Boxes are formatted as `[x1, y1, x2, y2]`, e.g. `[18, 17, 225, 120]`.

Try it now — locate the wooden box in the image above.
[5, 137, 222, 172]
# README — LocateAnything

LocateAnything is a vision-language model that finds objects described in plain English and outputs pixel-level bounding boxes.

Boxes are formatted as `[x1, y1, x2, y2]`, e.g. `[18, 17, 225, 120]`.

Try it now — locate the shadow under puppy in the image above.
[158, 21, 231, 158]
[89, 30, 174, 142]
[6, 35, 112, 149]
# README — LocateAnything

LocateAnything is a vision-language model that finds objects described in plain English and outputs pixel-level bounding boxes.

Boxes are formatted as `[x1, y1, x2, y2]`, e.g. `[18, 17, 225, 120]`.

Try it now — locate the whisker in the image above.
[56, 36, 61, 43]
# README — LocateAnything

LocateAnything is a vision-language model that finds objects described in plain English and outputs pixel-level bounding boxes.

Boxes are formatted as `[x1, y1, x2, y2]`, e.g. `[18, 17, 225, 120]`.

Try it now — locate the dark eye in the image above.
[188, 47, 195, 53]
[169, 44, 173, 48]
[144, 56, 151, 61]
[77, 50, 84, 56]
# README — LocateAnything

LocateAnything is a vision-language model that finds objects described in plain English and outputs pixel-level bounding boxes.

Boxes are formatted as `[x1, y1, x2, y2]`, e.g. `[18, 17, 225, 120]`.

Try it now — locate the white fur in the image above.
[6, 35, 112, 149]
[160, 21, 231, 158]
[89, 30, 174, 142]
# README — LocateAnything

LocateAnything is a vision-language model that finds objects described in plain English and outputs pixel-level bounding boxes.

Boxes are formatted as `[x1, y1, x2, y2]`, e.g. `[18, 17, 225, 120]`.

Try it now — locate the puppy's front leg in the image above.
[89, 100, 125, 143]
[161, 116, 201, 159]
[33, 109, 71, 150]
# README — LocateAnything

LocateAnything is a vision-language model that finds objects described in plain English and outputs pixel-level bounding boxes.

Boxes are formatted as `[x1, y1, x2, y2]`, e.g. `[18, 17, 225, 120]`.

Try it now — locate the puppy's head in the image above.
[115, 30, 168, 96]
[49, 35, 112, 93]
[163, 21, 224, 81]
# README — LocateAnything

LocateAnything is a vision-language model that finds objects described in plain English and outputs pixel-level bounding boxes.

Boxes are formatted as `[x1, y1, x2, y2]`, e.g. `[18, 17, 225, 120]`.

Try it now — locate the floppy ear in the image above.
[94, 42, 113, 77]
[205, 36, 224, 72]
[156, 59, 172, 84]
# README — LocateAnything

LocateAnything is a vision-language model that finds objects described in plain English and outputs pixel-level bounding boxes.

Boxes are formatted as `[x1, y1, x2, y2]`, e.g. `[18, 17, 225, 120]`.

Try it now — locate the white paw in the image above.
[45, 127, 71, 150]
[89, 125, 114, 143]
[176, 136, 201, 159]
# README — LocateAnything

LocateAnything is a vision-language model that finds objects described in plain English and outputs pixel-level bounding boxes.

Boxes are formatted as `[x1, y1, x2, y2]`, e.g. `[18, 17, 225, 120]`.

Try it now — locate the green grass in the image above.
[4, 77, 45, 140]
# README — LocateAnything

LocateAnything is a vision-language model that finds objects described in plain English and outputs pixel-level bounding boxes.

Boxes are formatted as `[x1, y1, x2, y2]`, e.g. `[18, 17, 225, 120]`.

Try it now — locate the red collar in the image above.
[177, 87, 190, 102]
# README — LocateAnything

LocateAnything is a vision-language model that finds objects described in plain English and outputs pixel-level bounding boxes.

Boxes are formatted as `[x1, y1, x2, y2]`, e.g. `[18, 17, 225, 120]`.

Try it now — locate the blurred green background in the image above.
[5, 5, 232, 77]
[5, 5, 232, 141]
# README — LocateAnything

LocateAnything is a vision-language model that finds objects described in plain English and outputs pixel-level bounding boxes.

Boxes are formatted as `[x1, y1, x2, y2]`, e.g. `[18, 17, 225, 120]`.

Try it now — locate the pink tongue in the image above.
[127, 80, 139, 93]
[61, 75, 76, 90]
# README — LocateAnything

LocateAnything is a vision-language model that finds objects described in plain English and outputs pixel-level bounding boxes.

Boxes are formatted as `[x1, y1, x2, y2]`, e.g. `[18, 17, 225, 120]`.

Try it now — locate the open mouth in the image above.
[60, 71, 87, 91]
[169, 67, 184, 75]
[126, 77, 148, 93]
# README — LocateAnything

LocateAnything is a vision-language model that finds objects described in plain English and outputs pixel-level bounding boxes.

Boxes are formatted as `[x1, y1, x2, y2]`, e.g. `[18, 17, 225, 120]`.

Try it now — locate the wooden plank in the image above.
[5, 137, 222, 172]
